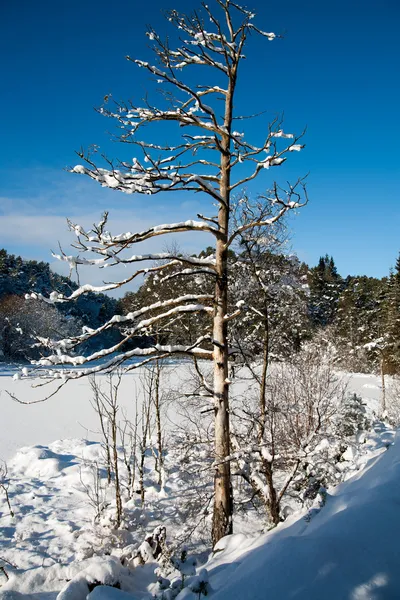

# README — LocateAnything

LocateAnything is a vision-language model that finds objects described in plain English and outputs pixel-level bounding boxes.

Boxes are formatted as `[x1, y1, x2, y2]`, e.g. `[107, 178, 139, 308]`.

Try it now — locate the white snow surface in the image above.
[1, 372, 146, 460]
[0, 366, 399, 599]
[0, 364, 189, 460]
[209, 431, 400, 600]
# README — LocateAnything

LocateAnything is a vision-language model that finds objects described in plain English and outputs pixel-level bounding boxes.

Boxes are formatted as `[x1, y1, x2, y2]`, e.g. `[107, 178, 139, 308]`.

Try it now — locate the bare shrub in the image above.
[231, 341, 347, 524]
[0, 461, 14, 518]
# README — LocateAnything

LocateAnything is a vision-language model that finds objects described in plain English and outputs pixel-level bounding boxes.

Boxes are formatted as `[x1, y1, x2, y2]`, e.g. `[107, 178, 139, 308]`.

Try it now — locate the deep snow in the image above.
[208, 431, 400, 599]
[0, 366, 398, 599]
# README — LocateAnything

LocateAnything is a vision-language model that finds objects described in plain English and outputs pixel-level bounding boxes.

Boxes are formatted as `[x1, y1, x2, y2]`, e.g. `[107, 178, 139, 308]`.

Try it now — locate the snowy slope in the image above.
[207, 434, 400, 600]
[0, 364, 184, 460]
[1, 423, 398, 599]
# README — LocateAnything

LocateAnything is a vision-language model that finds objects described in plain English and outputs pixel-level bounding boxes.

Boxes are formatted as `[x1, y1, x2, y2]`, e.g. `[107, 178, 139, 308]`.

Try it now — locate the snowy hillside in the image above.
[209, 428, 399, 600]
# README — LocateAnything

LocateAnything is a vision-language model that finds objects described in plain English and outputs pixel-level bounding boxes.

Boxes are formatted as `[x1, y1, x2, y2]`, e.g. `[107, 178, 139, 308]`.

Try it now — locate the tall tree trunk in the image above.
[212, 77, 235, 546]
[154, 360, 164, 487]
[212, 227, 232, 545]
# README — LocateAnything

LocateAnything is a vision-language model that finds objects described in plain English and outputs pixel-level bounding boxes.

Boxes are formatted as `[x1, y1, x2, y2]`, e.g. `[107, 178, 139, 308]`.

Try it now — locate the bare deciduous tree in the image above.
[231, 341, 345, 525]
[28, 1, 307, 544]
[90, 374, 123, 526]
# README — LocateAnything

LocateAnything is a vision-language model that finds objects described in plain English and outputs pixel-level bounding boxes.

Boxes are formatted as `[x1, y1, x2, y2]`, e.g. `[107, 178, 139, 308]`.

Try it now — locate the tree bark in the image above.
[212, 75, 236, 547]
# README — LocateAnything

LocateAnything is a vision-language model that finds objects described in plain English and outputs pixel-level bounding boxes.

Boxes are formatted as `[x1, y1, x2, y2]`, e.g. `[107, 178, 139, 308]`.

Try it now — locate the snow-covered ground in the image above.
[0, 363, 183, 460]
[210, 426, 399, 600]
[0, 365, 397, 599]
[0, 365, 382, 461]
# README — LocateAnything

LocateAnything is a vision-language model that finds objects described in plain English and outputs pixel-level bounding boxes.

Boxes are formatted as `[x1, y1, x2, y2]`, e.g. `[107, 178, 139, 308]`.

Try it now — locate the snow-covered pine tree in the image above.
[230, 237, 309, 364]
[26, 1, 307, 544]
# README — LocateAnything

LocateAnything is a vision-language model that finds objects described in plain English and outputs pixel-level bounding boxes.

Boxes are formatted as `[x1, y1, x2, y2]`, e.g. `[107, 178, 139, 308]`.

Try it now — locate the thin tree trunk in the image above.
[154, 360, 164, 487]
[381, 355, 386, 415]
[130, 400, 140, 500]
[259, 308, 269, 443]
[139, 381, 152, 508]
[263, 459, 280, 525]
[111, 414, 122, 527]
[0, 483, 14, 518]
[258, 308, 279, 525]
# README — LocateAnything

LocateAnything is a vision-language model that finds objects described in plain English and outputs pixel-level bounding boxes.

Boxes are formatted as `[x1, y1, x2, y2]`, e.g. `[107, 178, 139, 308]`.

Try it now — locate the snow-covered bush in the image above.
[56, 557, 125, 600]
[386, 376, 400, 426]
[152, 548, 209, 600]
[335, 392, 370, 439]
[294, 392, 372, 504]
[0, 462, 13, 518]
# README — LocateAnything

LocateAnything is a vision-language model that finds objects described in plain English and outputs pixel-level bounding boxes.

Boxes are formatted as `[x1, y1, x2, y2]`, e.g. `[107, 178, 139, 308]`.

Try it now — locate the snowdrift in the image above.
[208, 435, 400, 600]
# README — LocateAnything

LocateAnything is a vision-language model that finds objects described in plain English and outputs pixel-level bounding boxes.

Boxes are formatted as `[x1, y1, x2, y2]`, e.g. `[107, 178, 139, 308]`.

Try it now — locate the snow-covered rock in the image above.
[88, 587, 139, 599]
[56, 558, 125, 600]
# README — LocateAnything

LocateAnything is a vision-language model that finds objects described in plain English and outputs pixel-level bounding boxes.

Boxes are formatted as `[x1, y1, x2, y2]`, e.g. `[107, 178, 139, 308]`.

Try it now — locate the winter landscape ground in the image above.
[1, 364, 398, 599]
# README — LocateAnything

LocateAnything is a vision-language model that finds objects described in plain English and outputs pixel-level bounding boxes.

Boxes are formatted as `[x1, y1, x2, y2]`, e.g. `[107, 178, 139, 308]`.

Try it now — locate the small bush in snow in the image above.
[335, 393, 370, 439]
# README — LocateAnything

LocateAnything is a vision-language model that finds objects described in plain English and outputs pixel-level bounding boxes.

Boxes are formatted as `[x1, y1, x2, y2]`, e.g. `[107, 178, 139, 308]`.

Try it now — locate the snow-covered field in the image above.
[0, 363, 184, 460]
[0, 365, 397, 599]
[0, 364, 382, 461]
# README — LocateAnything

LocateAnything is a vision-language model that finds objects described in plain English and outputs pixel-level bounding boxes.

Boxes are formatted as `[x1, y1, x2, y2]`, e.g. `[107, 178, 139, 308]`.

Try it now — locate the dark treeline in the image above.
[118, 249, 400, 376]
[0, 249, 118, 361]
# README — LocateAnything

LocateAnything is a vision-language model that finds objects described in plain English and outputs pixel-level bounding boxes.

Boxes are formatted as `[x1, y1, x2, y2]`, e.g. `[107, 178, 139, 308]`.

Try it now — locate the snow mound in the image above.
[0, 593, 35, 600]
[208, 433, 400, 599]
[57, 557, 124, 600]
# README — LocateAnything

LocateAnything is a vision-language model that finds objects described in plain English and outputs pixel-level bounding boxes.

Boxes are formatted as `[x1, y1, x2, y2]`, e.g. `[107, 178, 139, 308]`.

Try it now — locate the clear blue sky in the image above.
[1, 0, 399, 288]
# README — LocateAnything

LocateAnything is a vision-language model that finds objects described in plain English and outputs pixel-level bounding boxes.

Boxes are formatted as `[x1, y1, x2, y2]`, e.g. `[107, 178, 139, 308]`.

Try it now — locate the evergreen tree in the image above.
[230, 250, 309, 361]
[381, 262, 400, 374]
[334, 275, 384, 372]
[0, 248, 119, 360]
[308, 255, 342, 327]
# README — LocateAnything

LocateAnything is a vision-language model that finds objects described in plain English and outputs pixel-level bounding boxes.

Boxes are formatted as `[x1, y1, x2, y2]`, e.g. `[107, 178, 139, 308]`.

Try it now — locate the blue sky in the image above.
[1, 0, 399, 290]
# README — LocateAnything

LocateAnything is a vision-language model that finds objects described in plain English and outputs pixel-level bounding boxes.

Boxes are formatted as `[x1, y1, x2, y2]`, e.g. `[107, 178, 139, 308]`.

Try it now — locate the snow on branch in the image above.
[40, 304, 212, 363]
[61, 217, 217, 267]
[33, 335, 213, 380]
[159, 267, 217, 283]
[230, 125, 306, 190]
[68, 216, 219, 246]
[40, 294, 214, 352]
[71, 159, 222, 201]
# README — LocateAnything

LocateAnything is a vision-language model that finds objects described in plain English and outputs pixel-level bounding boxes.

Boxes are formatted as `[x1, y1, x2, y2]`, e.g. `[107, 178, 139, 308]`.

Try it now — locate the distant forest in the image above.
[0, 249, 118, 361]
[1, 247, 399, 376]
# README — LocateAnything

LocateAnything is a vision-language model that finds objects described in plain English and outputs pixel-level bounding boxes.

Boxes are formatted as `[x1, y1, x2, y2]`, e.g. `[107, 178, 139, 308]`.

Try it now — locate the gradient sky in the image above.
[1, 0, 399, 292]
